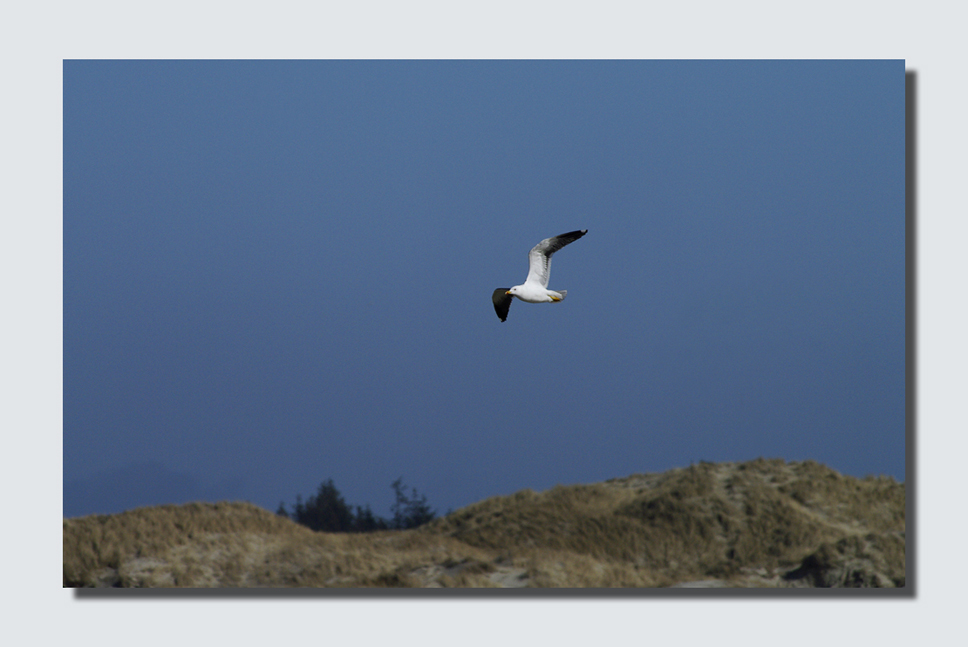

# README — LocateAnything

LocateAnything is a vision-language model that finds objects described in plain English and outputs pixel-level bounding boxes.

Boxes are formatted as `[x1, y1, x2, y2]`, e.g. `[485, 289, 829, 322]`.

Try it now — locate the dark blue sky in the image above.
[63, 60, 905, 519]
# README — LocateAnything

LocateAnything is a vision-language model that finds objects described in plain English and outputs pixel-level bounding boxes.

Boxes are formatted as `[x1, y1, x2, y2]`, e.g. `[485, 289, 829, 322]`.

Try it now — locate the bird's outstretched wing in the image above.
[492, 288, 512, 322]
[524, 229, 587, 288]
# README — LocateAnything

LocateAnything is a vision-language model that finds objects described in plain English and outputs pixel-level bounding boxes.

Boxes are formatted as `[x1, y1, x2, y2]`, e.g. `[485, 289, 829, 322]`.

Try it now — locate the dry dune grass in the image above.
[63, 459, 905, 588]
[63, 502, 495, 588]
[427, 458, 904, 586]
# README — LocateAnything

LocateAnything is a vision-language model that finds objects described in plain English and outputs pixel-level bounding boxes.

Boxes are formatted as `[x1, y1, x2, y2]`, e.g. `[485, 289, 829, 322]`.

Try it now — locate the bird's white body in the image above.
[506, 284, 566, 303]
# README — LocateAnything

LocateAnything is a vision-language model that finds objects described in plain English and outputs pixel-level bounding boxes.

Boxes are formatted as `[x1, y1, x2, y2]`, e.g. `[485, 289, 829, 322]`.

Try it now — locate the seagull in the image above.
[492, 229, 587, 322]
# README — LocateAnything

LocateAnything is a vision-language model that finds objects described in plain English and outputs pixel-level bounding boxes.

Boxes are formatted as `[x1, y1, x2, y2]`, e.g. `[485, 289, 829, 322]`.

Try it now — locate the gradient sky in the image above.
[63, 60, 905, 519]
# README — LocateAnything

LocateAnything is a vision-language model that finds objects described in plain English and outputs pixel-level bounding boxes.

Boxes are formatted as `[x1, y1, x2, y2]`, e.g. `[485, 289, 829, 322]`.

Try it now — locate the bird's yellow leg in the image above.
[550, 295, 562, 302]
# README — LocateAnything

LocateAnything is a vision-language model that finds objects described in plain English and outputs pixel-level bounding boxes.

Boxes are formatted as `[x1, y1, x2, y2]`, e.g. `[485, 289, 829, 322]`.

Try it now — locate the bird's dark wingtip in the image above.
[492, 287, 512, 322]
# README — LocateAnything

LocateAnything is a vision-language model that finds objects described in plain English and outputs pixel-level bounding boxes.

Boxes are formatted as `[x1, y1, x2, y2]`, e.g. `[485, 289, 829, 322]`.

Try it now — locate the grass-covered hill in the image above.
[63, 458, 905, 588]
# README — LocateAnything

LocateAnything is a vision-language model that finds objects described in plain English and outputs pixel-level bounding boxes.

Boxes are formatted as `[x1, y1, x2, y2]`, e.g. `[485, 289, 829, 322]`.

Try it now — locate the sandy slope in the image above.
[63, 458, 904, 588]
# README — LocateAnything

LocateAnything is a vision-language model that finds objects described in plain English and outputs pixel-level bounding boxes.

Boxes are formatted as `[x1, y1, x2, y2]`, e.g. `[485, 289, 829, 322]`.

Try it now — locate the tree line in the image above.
[276, 477, 436, 533]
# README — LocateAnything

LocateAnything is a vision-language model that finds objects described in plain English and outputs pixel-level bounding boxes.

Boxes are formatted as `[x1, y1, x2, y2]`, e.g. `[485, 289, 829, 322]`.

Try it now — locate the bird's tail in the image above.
[551, 290, 567, 302]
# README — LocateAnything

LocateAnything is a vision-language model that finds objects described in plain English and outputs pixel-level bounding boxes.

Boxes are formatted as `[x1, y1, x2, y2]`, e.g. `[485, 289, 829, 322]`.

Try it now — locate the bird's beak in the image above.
[505, 290, 511, 295]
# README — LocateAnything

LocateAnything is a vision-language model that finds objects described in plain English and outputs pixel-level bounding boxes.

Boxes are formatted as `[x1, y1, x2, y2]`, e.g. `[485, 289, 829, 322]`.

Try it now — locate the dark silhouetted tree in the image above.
[280, 477, 436, 532]
[291, 479, 354, 532]
[390, 477, 437, 529]
[352, 504, 389, 532]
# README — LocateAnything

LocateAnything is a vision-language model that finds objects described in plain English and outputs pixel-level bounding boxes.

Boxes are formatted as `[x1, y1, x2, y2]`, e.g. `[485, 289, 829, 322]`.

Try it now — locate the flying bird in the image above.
[492, 229, 588, 322]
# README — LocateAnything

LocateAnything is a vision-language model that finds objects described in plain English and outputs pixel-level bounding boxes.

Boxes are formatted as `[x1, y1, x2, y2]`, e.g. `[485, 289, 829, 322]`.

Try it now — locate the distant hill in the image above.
[63, 458, 905, 588]
[63, 461, 244, 518]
